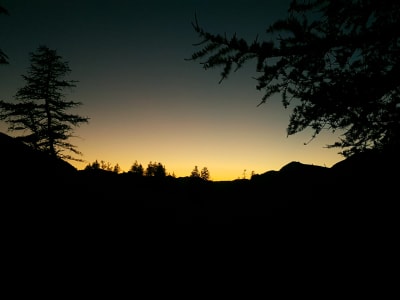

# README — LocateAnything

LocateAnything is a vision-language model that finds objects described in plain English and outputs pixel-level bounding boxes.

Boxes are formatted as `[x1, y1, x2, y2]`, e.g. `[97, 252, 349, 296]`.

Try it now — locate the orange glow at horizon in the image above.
[67, 101, 344, 181]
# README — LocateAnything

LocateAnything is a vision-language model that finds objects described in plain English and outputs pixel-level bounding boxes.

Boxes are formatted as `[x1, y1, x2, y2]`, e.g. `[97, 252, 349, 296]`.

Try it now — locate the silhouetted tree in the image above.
[130, 160, 144, 176]
[100, 160, 113, 171]
[188, 0, 400, 157]
[154, 162, 166, 177]
[190, 165, 200, 178]
[113, 163, 121, 174]
[145, 161, 166, 177]
[0, 5, 9, 65]
[145, 161, 155, 176]
[0, 45, 89, 161]
[200, 167, 210, 180]
[85, 160, 100, 170]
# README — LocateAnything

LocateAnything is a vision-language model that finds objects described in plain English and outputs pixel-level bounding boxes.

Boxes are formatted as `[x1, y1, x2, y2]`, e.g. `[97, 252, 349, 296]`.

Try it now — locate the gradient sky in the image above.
[0, 0, 345, 181]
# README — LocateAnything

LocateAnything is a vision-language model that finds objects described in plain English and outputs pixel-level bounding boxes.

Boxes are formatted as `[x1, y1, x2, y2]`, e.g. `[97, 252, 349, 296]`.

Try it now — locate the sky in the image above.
[0, 0, 345, 181]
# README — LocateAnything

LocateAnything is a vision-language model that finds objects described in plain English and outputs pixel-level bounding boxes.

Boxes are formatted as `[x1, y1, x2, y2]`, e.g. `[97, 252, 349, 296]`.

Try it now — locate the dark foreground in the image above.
[4, 158, 397, 224]
[1, 132, 398, 224]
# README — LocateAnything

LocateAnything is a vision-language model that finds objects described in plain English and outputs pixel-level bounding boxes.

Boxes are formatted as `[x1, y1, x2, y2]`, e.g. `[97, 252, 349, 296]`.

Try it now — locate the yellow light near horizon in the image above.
[0, 124, 342, 182]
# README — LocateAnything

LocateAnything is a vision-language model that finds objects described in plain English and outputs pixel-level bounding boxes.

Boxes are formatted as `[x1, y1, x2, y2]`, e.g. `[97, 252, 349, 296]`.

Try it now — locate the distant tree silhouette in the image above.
[85, 160, 100, 170]
[200, 167, 210, 180]
[130, 160, 144, 176]
[190, 165, 200, 178]
[188, 0, 400, 157]
[0, 45, 89, 161]
[100, 160, 113, 171]
[154, 162, 166, 177]
[113, 163, 121, 174]
[85, 159, 121, 174]
[85, 159, 120, 172]
[0, 5, 9, 65]
[145, 161, 166, 177]
[145, 161, 156, 176]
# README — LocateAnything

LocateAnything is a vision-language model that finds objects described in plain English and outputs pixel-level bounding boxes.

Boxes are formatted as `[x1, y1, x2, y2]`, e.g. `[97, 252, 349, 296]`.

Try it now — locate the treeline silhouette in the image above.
[84, 159, 211, 180]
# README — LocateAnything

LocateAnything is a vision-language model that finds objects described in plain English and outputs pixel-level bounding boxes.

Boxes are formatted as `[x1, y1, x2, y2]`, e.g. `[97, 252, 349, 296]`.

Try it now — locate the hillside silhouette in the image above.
[1, 131, 397, 224]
